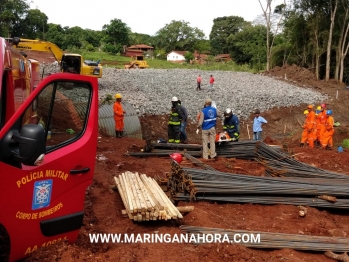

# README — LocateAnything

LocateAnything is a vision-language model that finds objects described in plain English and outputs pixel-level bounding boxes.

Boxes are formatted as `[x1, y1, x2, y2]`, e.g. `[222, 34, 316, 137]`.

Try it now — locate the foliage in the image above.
[102, 18, 130, 47]
[228, 25, 267, 69]
[15, 9, 48, 39]
[342, 139, 349, 148]
[184, 52, 194, 63]
[0, 0, 29, 37]
[154, 20, 205, 53]
[103, 43, 122, 55]
[209, 16, 249, 55]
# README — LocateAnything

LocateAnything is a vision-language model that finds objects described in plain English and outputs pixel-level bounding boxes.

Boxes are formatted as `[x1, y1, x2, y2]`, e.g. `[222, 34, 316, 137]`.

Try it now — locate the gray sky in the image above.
[30, 0, 285, 38]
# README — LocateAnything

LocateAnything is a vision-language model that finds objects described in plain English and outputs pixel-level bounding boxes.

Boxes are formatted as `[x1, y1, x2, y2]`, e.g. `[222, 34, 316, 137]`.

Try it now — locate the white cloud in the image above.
[30, 0, 285, 38]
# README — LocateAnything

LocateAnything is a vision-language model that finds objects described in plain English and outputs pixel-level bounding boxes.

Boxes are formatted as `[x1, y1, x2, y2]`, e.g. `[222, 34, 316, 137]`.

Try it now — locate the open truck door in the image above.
[0, 73, 98, 261]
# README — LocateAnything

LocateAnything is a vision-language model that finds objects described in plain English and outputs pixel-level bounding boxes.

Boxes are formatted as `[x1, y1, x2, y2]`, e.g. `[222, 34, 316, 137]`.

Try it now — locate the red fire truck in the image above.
[0, 37, 98, 261]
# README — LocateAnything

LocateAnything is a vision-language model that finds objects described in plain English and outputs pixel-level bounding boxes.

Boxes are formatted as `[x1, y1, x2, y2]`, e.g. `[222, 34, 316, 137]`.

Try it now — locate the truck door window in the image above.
[22, 81, 91, 151]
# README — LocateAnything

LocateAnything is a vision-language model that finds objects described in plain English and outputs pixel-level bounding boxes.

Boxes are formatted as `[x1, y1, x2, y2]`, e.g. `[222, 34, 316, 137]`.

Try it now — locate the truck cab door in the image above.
[0, 73, 99, 261]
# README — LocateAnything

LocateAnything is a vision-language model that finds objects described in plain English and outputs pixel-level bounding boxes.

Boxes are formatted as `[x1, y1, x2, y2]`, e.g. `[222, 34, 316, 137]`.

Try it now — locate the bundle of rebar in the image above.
[169, 165, 349, 209]
[179, 225, 349, 252]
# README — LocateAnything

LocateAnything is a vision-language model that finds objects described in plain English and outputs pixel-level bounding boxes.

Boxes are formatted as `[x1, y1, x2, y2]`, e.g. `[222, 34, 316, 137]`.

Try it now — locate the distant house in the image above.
[193, 50, 210, 64]
[167, 51, 188, 62]
[215, 54, 232, 62]
[123, 44, 154, 57]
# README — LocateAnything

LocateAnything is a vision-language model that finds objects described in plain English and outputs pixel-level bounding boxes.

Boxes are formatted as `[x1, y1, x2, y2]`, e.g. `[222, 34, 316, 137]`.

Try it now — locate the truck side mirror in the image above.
[12, 124, 46, 166]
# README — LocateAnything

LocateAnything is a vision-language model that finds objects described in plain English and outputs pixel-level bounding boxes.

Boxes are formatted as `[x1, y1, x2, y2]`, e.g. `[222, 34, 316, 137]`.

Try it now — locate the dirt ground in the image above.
[22, 54, 349, 262]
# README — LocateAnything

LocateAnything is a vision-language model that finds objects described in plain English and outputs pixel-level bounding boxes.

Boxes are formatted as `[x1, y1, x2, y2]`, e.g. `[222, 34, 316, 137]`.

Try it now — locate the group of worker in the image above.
[300, 103, 334, 149]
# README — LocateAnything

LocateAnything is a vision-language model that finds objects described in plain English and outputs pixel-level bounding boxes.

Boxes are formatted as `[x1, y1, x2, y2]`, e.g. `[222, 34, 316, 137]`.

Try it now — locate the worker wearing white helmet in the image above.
[223, 108, 240, 141]
[113, 93, 126, 138]
[168, 96, 185, 143]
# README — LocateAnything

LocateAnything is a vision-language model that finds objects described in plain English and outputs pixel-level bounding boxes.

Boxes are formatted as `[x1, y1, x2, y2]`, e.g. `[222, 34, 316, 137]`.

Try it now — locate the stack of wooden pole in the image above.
[114, 171, 183, 222]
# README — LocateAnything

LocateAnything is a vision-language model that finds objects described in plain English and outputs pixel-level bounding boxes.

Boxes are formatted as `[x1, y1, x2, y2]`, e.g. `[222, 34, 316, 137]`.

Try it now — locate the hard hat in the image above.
[307, 105, 313, 109]
[303, 110, 309, 115]
[321, 103, 326, 109]
[326, 109, 332, 115]
[115, 93, 122, 99]
[316, 106, 321, 110]
[170, 153, 182, 164]
[171, 96, 178, 102]
[225, 108, 232, 114]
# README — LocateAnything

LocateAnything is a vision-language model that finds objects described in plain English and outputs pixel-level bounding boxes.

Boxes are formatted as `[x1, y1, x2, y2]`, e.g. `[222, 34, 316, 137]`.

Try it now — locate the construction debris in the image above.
[114, 171, 183, 221]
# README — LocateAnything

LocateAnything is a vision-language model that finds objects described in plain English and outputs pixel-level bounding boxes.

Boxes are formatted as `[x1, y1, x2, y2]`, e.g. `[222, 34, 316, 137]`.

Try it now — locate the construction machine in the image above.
[9, 37, 102, 78]
[124, 55, 149, 69]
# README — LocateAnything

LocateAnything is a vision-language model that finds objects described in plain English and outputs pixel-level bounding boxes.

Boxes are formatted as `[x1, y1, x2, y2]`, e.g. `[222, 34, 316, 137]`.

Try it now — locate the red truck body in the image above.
[0, 38, 99, 261]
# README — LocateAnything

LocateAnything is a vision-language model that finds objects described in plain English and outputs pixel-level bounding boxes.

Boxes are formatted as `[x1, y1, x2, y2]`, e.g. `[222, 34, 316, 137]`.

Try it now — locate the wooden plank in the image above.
[140, 174, 165, 210]
[130, 172, 147, 212]
[120, 173, 135, 214]
[134, 172, 156, 212]
[176, 206, 194, 213]
[150, 177, 183, 219]
[148, 177, 178, 219]
[125, 171, 141, 213]
[114, 177, 131, 217]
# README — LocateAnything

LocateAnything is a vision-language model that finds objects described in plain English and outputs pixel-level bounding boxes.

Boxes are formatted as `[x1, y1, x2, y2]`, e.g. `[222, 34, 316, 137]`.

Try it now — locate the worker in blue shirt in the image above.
[253, 109, 267, 141]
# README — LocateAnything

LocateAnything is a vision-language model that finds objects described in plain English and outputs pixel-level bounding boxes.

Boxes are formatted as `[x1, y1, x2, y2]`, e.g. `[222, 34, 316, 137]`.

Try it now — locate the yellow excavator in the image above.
[9, 37, 102, 78]
[124, 55, 149, 69]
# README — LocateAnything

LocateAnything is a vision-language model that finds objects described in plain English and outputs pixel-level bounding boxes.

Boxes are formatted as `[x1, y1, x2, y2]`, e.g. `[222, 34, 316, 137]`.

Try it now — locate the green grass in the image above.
[342, 139, 349, 148]
[79, 50, 258, 72]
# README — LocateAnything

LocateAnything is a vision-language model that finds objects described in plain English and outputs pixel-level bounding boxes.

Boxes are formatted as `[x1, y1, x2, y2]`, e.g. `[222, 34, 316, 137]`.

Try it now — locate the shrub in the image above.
[342, 139, 349, 148]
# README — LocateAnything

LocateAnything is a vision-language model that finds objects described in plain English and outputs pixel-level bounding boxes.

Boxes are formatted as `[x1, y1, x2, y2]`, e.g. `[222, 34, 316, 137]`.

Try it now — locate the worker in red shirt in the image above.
[196, 75, 202, 91]
[209, 75, 215, 89]
[113, 93, 126, 138]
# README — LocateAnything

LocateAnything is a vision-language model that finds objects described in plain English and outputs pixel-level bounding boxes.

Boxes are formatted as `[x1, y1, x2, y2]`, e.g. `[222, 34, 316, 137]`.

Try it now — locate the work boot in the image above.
[115, 131, 121, 138]
[119, 131, 124, 137]
[299, 143, 304, 148]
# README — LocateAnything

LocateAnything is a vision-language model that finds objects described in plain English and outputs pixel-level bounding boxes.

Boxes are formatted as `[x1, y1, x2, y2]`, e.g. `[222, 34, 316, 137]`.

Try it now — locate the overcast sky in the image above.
[30, 0, 285, 38]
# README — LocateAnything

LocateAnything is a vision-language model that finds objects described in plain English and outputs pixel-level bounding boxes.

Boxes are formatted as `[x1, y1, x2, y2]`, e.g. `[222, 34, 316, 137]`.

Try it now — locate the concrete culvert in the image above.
[98, 102, 142, 139]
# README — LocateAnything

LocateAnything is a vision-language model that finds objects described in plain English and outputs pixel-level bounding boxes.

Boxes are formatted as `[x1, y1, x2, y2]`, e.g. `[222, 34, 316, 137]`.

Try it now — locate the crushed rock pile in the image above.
[41, 64, 328, 120]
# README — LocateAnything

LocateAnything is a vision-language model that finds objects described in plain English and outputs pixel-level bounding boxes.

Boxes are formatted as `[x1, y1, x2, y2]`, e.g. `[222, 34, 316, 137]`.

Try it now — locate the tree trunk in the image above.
[325, 0, 338, 81]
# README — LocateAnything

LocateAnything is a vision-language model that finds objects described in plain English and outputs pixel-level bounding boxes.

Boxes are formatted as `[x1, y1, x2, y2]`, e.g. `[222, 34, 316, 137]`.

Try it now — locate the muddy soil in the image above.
[20, 54, 349, 262]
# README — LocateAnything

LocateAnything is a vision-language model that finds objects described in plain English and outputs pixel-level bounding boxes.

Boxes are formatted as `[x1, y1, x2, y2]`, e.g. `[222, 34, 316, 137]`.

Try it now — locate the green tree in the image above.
[65, 26, 84, 49]
[129, 32, 155, 46]
[44, 23, 66, 49]
[14, 9, 48, 39]
[102, 18, 130, 48]
[184, 51, 194, 63]
[228, 25, 267, 69]
[193, 40, 211, 53]
[0, 0, 29, 37]
[154, 20, 205, 53]
[209, 16, 248, 55]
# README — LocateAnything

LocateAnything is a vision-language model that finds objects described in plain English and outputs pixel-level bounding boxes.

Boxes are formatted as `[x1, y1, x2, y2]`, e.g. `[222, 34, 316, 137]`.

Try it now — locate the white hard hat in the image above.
[171, 96, 178, 102]
[225, 108, 232, 114]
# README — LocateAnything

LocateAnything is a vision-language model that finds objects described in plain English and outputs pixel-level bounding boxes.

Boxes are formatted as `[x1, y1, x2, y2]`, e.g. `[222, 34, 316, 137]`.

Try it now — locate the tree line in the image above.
[1, 0, 349, 82]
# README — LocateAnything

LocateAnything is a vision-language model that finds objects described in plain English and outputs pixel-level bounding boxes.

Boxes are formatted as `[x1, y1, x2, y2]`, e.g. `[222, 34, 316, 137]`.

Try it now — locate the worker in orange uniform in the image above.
[315, 103, 327, 147]
[300, 109, 309, 146]
[113, 93, 126, 138]
[300, 105, 316, 148]
[321, 110, 334, 150]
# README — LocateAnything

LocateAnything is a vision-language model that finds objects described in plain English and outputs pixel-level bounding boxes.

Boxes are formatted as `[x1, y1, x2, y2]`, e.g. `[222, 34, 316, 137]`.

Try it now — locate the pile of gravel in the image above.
[42, 65, 328, 120]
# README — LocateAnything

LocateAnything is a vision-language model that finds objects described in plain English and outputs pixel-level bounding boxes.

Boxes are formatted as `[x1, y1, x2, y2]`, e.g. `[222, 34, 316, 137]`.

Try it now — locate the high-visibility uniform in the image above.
[300, 110, 316, 148]
[223, 114, 240, 141]
[113, 101, 124, 132]
[168, 104, 184, 143]
[316, 110, 327, 144]
[321, 116, 334, 148]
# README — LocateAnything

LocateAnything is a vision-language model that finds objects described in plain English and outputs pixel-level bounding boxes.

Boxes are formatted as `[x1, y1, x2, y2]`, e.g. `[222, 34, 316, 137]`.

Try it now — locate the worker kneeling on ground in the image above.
[223, 108, 240, 141]
[168, 96, 184, 143]
[113, 93, 126, 138]
[320, 109, 334, 150]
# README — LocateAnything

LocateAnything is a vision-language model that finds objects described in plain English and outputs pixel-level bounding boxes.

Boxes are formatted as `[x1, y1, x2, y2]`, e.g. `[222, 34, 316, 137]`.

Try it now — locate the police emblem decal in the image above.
[32, 180, 53, 210]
